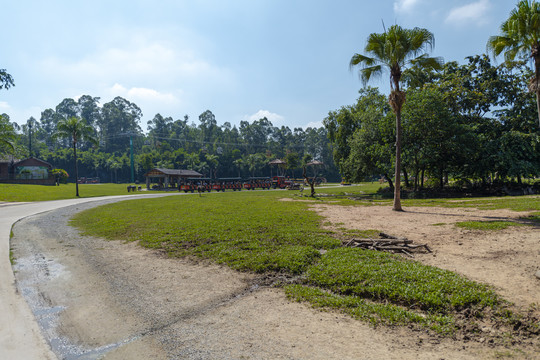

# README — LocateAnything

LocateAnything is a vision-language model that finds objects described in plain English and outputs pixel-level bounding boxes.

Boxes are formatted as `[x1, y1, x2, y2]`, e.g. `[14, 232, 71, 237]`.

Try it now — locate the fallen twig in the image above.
[341, 233, 432, 257]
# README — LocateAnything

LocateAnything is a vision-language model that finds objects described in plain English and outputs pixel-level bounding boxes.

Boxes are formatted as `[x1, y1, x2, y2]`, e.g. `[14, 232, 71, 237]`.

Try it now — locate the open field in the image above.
[67, 186, 539, 354]
[0, 183, 154, 202]
[7, 184, 540, 358]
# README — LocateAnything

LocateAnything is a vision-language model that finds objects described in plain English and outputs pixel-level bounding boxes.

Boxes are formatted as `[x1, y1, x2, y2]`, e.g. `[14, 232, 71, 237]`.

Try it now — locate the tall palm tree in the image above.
[487, 0, 540, 127]
[54, 116, 97, 197]
[350, 25, 443, 211]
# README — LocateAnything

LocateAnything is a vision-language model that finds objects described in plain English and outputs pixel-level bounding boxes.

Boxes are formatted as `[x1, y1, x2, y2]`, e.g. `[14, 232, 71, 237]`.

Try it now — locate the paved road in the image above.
[0, 194, 174, 359]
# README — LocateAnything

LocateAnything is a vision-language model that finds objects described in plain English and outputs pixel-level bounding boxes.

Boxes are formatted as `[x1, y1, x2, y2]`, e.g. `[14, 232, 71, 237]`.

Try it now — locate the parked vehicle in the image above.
[243, 177, 272, 190]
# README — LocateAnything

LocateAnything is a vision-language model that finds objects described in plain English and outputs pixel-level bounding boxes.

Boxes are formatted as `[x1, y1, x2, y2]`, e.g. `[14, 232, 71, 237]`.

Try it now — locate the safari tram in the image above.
[178, 176, 293, 193]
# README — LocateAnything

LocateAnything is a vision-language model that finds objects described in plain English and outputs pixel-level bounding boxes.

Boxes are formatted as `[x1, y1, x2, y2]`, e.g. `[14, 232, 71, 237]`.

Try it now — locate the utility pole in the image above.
[28, 119, 33, 157]
[117, 131, 138, 183]
[130, 134, 134, 183]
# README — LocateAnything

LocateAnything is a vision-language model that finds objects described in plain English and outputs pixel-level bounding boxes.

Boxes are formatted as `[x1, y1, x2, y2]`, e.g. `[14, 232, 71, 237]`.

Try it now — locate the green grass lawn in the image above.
[455, 220, 526, 231]
[313, 184, 540, 214]
[0, 183, 154, 202]
[69, 188, 539, 337]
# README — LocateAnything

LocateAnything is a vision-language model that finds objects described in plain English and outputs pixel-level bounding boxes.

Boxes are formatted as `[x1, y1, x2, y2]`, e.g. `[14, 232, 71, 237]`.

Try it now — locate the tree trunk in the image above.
[535, 51, 540, 128]
[420, 168, 425, 189]
[414, 168, 419, 191]
[536, 90, 540, 129]
[393, 109, 403, 211]
[384, 173, 394, 192]
[403, 167, 409, 188]
[302, 166, 316, 197]
[74, 141, 79, 197]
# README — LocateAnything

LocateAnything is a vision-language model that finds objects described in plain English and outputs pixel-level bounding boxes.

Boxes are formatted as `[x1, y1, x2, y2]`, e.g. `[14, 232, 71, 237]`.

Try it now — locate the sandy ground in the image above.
[311, 203, 540, 316]
[10, 199, 540, 359]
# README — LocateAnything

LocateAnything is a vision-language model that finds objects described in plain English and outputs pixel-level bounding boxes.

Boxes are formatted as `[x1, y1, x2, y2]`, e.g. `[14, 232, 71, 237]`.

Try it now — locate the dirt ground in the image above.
[312, 203, 540, 317]
[10, 199, 540, 359]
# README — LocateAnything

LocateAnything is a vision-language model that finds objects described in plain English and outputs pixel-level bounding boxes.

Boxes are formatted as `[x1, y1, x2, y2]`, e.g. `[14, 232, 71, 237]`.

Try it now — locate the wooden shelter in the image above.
[143, 168, 202, 189]
[268, 158, 286, 177]
[0, 157, 55, 185]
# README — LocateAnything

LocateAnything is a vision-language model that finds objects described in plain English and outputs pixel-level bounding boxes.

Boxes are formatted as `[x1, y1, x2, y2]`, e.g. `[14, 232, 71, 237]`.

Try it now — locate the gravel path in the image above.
[10, 199, 534, 359]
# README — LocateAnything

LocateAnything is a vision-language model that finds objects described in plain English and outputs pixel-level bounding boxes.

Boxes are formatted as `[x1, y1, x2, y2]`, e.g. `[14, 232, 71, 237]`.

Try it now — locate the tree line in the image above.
[1, 95, 339, 183]
[2, 0, 539, 193]
[326, 55, 539, 192]
[327, 0, 540, 209]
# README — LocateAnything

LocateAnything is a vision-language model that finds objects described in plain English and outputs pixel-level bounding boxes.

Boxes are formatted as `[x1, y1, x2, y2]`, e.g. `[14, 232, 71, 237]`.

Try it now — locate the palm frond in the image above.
[488, 0, 540, 61]
[350, 24, 440, 90]
[349, 53, 376, 69]
[360, 65, 383, 84]
[409, 54, 444, 71]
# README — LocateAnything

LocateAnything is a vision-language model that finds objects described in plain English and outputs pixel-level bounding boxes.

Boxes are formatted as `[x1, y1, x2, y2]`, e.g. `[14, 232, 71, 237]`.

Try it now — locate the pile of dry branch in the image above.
[342, 232, 431, 257]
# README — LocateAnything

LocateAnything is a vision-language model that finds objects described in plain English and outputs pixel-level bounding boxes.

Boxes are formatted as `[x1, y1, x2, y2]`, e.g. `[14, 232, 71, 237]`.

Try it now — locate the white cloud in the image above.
[41, 42, 226, 85]
[304, 121, 323, 130]
[108, 83, 178, 105]
[242, 110, 284, 125]
[394, 0, 422, 13]
[445, 0, 491, 26]
[0, 101, 11, 112]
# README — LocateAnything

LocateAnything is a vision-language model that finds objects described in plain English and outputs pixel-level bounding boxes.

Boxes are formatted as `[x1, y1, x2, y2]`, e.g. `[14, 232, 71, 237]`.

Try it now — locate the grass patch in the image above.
[520, 212, 540, 224]
[285, 284, 455, 334]
[455, 221, 525, 231]
[0, 183, 152, 202]
[72, 191, 340, 274]
[314, 183, 540, 214]
[337, 228, 381, 238]
[304, 248, 498, 313]
[71, 189, 527, 336]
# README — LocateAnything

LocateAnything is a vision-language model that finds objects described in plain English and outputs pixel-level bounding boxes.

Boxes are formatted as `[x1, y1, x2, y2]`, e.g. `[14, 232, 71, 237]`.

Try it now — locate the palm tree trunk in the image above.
[73, 141, 79, 197]
[536, 90, 540, 128]
[393, 109, 403, 211]
[535, 55, 540, 128]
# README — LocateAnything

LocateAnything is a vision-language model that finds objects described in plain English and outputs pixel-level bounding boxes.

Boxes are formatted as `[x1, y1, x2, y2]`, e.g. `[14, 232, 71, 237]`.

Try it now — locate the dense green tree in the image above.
[39, 109, 61, 148]
[54, 117, 98, 196]
[488, 0, 540, 127]
[350, 25, 442, 210]
[345, 90, 395, 187]
[402, 87, 463, 189]
[0, 69, 15, 151]
[101, 97, 142, 153]
[284, 152, 300, 178]
[56, 98, 79, 120]
[78, 95, 102, 128]
[0, 114, 17, 153]
[0, 69, 14, 90]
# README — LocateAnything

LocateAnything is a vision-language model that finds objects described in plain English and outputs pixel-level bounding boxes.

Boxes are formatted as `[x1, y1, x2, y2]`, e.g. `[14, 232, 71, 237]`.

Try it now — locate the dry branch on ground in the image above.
[342, 232, 431, 257]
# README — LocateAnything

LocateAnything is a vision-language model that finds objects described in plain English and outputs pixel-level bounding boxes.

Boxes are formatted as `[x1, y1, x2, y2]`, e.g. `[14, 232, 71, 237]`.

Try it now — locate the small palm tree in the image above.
[233, 158, 244, 178]
[487, 0, 540, 127]
[350, 25, 442, 211]
[205, 154, 219, 178]
[54, 116, 97, 197]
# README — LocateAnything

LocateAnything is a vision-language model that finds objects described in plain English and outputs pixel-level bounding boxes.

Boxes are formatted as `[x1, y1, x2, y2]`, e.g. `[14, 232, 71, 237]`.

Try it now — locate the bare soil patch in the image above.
[312, 204, 540, 317]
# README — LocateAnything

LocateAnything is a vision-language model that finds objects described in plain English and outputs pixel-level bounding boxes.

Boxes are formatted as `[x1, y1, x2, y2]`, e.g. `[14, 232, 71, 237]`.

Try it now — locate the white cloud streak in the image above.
[394, 0, 422, 13]
[243, 110, 284, 125]
[0, 101, 11, 112]
[445, 0, 491, 26]
[109, 84, 178, 105]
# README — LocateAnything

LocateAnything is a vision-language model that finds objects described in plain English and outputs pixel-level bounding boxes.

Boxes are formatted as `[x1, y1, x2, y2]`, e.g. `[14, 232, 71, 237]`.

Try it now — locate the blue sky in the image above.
[0, 0, 516, 132]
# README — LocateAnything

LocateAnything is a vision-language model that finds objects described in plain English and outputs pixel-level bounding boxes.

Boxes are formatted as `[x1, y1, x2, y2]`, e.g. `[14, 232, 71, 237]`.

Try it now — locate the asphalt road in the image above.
[0, 193, 176, 359]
